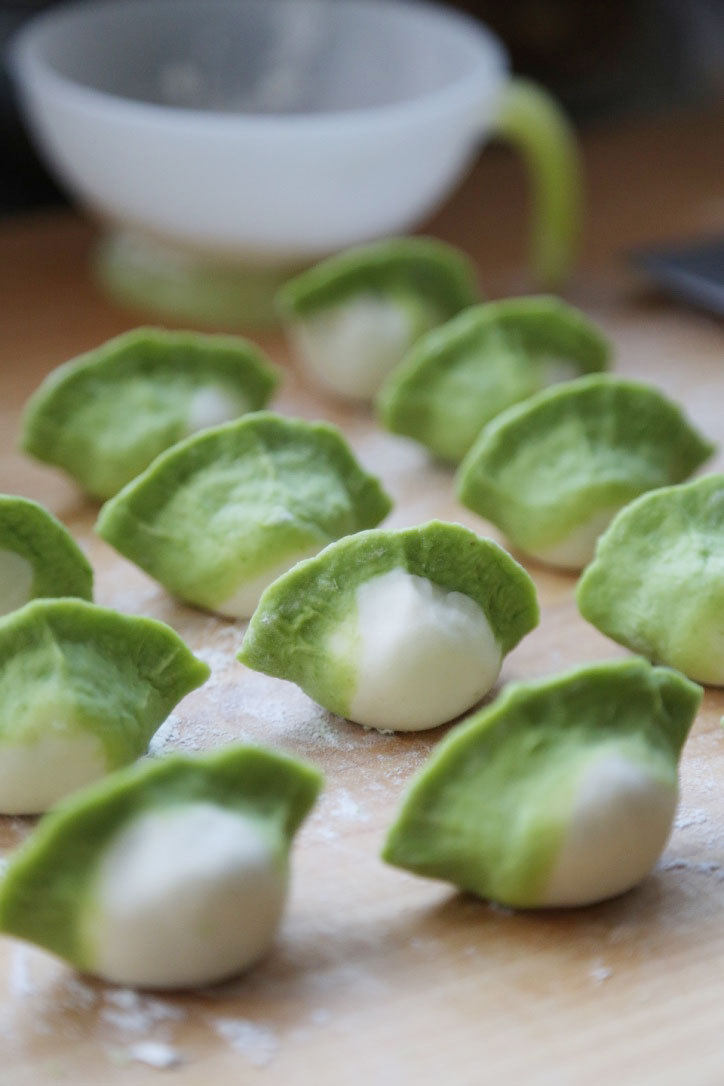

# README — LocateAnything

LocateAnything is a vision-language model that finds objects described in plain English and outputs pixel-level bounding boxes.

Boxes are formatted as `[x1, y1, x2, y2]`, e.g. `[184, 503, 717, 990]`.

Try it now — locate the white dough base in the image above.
[525, 507, 620, 571]
[184, 387, 248, 436]
[0, 731, 108, 815]
[334, 568, 502, 732]
[289, 294, 416, 400]
[215, 547, 320, 619]
[0, 549, 33, 617]
[541, 753, 677, 907]
[87, 802, 287, 989]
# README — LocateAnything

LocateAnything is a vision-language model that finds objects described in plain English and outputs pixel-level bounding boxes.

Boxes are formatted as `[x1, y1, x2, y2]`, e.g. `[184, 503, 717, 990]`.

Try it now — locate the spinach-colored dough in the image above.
[96, 412, 392, 616]
[21, 327, 279, 499]
[378, 296, 611, 463]
[240, 521, 538, 722]
[383, 658, 701, 907]
[277, 238, 482, 401]
[0, 746, 321, 971]
[0, 598, 209, 766]
[577, 474, 724, 685]
[0, 494, 92, 613]
[0, 598, 209, 812]
[276, 237, 480, 320]
[457, 375, 714, 565]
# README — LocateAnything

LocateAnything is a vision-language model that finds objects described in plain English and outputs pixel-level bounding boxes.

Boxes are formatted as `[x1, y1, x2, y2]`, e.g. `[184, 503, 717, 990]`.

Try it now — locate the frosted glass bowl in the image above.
[11, 0, 579, 325]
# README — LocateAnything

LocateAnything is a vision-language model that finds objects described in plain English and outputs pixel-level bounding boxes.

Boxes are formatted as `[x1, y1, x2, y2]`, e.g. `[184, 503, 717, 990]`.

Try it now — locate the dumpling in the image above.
[0, 494, 92, 614]
[457, 375, 714, 570]
[277, 237, 480, 400]
[21, 327, 278, 499]
[577, 474, 724, 685]
[96, 412, 392, 618]
[378, 295, 610, 463]
[0, 598, 209, 814]
[383, 658, 701, 907]
[239, 521, 538, 732]
[0, 746, 321, 988]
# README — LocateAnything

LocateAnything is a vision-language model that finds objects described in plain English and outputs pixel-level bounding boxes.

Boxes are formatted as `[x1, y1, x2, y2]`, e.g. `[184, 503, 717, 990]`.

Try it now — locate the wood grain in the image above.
[0, 106, 722, 1086]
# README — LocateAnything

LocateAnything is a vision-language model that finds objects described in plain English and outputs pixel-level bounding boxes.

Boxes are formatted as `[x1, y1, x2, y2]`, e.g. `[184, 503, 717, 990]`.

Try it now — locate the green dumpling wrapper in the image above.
[0, 598, 209, 814]
[377, 295, 611, 463]
[277, 237, 481, 400]
[0, 746, 322, 988]
[0, 494, 93, 614]
[457, 374, 714, 570]
[240, 521, 539, 731]
[96, 412, 392, 618]
[21, 327, 279, 499]
[383, 658, 701, 907]
[577, 474, 724, 685]
[278, 237, 480, 320]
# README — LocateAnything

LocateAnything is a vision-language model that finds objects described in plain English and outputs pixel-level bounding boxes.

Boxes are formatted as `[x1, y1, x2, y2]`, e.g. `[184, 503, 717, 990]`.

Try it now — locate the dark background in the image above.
[2, 0, 723, 216]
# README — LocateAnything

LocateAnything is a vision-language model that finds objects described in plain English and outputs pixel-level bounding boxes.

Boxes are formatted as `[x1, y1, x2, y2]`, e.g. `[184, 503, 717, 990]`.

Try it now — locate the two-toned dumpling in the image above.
[96, 413, 392, 618]
[577, 474, 724, 685]
[240, 521, 539, 732]
[0, 598, 209, 814]
[378, 296, 611, 463]
[0, 746, 322, 989]
[277, 238, 480, 400]
[0, 494, 92, 615]
[21, 327, 278, 499]
[457, 375, 714, 570]
[383, 658, 701, 907]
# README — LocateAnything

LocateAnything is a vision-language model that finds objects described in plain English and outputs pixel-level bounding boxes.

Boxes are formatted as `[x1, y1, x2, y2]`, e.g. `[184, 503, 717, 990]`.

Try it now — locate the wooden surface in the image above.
[0, 105, 723, 1085]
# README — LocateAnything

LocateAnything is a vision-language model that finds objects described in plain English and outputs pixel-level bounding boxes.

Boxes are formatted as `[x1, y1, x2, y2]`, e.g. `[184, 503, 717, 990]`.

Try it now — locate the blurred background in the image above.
[1, 0, 723, 216]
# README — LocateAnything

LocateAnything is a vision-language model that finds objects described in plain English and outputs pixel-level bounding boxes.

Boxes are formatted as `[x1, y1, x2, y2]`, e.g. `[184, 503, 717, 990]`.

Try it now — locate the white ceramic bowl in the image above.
[11, 0, 508, 261]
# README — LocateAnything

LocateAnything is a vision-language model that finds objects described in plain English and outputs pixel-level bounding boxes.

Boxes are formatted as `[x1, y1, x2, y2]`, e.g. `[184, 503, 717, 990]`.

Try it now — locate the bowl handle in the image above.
[493, 78, 582, 287]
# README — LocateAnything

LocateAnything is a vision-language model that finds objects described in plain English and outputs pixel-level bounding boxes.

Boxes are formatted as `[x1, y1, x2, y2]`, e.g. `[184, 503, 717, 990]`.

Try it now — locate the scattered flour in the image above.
[124, 1040, 185, 1069]
[328, 789, 370, 823]
[148, 711, 241, 755]
[209, 1017, 279, 1066]
[100, 988, 187, 1033]
[306, 785, 374, 843]
[62, 976, 98, 1011]
[674, 807, 709, 831]
[1, 951, 99, 1042]
[589, 961, 613, 985]
[192, 622, 242, 673]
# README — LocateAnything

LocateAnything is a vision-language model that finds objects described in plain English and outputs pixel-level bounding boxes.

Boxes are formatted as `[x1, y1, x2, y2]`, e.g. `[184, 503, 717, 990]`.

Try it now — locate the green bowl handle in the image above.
[494, 78, 583, 288]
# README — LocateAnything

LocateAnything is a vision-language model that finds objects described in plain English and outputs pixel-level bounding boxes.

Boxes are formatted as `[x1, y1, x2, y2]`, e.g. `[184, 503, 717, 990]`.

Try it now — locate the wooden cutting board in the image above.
[0, 106, 722, 1085]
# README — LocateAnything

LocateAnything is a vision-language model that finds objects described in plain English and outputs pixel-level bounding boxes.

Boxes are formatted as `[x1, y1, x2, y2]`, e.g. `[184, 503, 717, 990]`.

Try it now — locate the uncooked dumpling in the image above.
[277, 237, 480, 400]
[577, 474, 724, 685]
[383, 658, 701, 907]
[0, 598, 209, 814]
[0, 746, 322, 988]
[21, 327, 278, 499]
[96, 412, 392, 618]
[378, 295, 610, 463]
[0, 494, 92, 614]
[239, 521, 538, 731]
[457, 374, 714, 569]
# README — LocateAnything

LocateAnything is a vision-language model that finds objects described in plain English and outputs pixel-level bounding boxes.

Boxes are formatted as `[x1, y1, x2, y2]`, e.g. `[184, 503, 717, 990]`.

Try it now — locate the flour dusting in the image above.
[209, 1016, 279, 1066]
[125, 1040, 185, 1069]
[589, 960, 613, 984]
[100, 989, 187, 1033]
